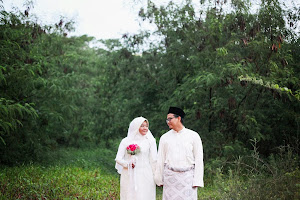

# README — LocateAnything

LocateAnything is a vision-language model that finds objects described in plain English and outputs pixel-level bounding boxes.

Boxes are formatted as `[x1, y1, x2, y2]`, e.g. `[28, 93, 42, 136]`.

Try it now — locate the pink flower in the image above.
[126, 144, 140, 155]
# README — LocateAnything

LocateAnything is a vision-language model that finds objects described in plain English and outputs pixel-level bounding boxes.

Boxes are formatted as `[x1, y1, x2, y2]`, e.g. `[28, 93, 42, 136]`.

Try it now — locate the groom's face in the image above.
[166, 113, 179, 129]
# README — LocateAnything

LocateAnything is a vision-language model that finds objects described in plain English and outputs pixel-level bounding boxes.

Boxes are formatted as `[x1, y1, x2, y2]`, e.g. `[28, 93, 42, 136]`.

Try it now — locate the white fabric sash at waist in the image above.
[165, 164, 194, 172]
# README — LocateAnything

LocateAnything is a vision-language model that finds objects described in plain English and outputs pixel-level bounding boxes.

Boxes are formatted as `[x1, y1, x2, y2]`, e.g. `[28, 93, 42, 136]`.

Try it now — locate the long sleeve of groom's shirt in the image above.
[192, 133, 204, 187]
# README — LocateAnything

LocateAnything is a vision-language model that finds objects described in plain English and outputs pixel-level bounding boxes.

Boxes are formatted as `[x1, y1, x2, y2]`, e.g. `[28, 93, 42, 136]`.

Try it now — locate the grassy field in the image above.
[0, 165, 119, 199]
[0, 148, 162, 200]
[0, 148, 299, 199]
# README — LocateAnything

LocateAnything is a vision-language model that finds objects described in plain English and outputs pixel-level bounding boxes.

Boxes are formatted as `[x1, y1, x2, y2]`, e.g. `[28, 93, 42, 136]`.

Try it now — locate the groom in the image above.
[155, 107, 204, 199]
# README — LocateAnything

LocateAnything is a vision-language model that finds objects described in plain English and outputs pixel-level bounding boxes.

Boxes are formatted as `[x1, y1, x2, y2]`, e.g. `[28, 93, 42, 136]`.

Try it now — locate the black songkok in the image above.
[168, 107, 185, 118]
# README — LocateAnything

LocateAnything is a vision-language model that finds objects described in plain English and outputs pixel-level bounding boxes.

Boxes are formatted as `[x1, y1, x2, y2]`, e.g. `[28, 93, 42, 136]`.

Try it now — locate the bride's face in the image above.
[139, 121, 148, 135]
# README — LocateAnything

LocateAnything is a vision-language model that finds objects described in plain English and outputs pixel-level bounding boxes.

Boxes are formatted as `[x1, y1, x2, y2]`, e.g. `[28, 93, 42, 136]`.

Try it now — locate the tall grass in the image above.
[0, 165, 119, 199]
[199, 144, 300, 200]
[0, 145, 299, 199]
[0, 147, 163, 199]
[0, 147, 120, 199]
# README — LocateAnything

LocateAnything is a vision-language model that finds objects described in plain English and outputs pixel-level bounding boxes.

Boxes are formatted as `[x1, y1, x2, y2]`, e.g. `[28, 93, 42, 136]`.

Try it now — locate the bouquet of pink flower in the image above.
[126, 144, 140, 155]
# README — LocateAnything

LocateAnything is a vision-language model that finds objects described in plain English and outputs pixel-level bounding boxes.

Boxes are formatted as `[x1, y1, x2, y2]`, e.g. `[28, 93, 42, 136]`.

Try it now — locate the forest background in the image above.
[0, 0, 299, 199]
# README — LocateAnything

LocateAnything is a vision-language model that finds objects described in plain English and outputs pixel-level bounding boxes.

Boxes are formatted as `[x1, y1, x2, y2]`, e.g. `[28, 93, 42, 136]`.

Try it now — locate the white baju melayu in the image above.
[115, 117, 157, 200]
[155, 127, 204, 200]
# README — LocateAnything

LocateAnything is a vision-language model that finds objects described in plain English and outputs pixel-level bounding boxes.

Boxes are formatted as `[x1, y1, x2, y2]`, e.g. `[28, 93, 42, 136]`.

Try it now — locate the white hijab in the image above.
[115, 116, 155, 174]
[127, 116, 154, 139]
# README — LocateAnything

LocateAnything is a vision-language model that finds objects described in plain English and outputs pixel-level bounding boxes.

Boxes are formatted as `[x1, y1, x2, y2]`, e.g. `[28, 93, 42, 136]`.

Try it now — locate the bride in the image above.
[115, 117, 157, 200]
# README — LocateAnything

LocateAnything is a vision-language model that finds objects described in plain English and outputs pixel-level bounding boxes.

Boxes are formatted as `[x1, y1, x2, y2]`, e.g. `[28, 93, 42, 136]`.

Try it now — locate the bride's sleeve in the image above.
[115, 139, 129, 168]
[149, 138, 158, 174]
[154, 136, 166, 186]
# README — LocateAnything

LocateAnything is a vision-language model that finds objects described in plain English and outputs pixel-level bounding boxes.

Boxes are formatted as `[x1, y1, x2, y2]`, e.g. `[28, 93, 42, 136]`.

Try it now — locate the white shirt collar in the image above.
[172, 126, 185, 134]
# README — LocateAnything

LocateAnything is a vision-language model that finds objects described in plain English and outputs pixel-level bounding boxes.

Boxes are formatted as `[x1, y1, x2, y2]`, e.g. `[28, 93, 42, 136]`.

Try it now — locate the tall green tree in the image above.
[120, 0, 300, 161]
[0, 5, 111, 164]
